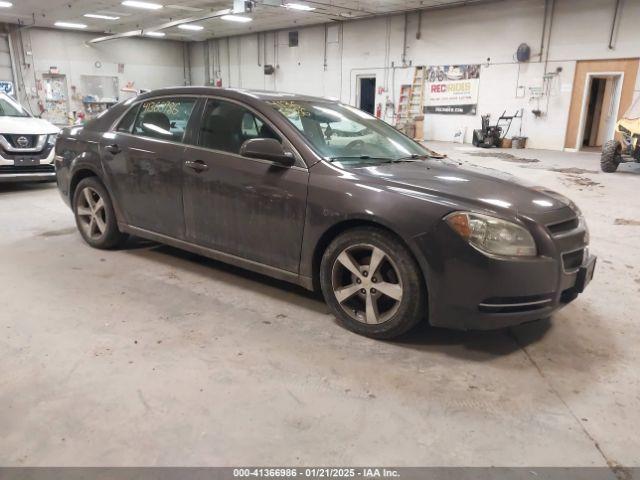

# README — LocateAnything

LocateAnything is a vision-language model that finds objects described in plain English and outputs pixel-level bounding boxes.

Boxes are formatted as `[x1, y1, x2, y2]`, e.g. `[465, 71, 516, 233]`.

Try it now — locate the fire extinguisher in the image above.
[375, 103, 382, 118]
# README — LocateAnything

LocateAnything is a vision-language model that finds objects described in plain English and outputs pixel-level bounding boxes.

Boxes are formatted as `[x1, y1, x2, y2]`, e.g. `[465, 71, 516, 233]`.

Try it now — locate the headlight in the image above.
[47, 133, 58, 146]
[445, 211, 537, 257]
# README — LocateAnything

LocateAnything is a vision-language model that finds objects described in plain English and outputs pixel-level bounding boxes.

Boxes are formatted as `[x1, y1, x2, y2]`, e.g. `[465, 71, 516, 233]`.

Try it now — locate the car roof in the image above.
[137, 86, 339, 104]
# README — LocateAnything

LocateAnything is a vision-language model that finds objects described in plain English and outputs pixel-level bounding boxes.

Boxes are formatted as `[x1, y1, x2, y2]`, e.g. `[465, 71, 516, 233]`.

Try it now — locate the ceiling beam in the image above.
[88, 7, 233, 43]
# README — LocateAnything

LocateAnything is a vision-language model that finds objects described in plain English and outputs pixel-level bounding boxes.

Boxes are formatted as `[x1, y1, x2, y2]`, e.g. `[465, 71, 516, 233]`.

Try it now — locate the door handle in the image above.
[105, 144, 121, 155]
[185, 159, 209, 172]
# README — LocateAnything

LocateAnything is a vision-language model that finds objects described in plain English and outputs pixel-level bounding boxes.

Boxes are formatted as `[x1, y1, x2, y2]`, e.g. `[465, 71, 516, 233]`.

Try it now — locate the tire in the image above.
[73, 177, 128, 249]
[601, 139, 622, 172]
[319, 227, 426, 339]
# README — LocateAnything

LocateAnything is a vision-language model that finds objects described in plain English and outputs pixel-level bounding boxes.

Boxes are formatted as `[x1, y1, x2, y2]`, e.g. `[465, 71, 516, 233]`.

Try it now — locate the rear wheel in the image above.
[601, 139, 622, 172]
[73, 177, 127, 249]
[320, 227, 426, 339]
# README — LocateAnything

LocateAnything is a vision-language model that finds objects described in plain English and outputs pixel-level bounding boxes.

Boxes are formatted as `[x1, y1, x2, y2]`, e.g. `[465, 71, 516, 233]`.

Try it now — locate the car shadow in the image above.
[118, 237, 619, 387]
[0, 181, 56, 196]
[121, 237, 559, 357]
[124, 239, 326, 309]
[389, 317, 552, 360]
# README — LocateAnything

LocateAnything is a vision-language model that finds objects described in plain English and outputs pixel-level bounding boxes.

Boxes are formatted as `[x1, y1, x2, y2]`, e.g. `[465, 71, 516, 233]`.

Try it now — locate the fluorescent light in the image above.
[145, 31, 165, 37]
[283, 3, 315, 11]
[0, 2, 13, 8]
[54, 21, 88, 29]
[220, 14, 252, 22]
[178, 24, 203, 30]
[166, 4, 203, 11]
[121, 1, 163, 10]
[84, 13, 120, 20]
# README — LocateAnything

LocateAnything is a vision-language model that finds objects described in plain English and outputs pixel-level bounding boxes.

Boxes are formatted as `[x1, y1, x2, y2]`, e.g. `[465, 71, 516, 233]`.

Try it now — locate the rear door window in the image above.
[132, 98, 196, 143]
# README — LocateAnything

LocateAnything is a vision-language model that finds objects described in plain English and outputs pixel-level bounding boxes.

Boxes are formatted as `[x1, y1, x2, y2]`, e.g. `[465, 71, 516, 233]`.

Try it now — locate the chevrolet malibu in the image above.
[54, 87, 596, 339]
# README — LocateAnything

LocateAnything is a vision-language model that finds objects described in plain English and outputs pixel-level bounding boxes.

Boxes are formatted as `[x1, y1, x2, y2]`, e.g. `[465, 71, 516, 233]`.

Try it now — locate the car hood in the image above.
[0, 116, 59, 135]
[351, 159, 573, 217]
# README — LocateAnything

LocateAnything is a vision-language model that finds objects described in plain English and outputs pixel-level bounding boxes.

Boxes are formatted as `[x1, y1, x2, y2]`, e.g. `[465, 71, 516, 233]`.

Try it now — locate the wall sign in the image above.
[0, 80, 14, 96]
[424, 64, 480, 115]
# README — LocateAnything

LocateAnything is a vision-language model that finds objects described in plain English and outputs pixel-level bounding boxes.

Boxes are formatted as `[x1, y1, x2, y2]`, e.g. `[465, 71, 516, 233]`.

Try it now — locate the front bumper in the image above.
[450, 254, 595, 330]
[0, 145, 56, 183]
[415, 210, 595, 330]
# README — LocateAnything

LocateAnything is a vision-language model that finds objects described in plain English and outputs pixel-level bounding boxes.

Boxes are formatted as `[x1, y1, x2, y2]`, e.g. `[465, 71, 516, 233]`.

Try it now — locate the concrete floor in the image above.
[1, 142, 639, 468]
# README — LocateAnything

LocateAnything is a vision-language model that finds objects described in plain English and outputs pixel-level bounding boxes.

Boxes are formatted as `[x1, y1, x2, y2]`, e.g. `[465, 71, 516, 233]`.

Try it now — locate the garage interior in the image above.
[1, 0, 640, 475]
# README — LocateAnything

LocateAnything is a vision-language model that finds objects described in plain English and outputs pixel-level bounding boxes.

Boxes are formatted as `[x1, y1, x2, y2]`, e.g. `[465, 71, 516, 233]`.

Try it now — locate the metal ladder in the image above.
[396, 66, 426, 123]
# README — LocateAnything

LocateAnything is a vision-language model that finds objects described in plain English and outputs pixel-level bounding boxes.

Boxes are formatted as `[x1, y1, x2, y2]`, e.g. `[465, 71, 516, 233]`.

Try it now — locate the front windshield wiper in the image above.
[328, 155, 395, 162]
[393, 154, 433, 162]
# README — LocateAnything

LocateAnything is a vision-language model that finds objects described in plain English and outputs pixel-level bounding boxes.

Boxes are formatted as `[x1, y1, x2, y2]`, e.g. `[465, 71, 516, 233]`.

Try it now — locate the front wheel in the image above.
[601, 139, 622, 172]
[73, 177, 128, 249]
[320, 227, 426, 339]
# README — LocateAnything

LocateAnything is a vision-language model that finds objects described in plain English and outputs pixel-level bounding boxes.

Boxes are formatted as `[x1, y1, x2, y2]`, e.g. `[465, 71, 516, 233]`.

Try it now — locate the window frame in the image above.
[108, 94, 306, 169]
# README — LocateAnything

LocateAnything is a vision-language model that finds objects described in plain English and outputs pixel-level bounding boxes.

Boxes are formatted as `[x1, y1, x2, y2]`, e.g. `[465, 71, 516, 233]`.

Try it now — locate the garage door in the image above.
[0, 34, 15, 96]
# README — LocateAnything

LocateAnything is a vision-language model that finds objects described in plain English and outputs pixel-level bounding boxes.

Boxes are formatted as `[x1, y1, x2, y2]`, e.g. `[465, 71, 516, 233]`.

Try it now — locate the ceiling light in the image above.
[84, 13, 120, 20]
[166, 4, 203, 11]
[0, 2, 13, 7]
[178, 24, 204, 30]
[283, 3, 315, 11]
[220, 14, 252, 22]
[54, 21, 88, 29]
[145, 31, 165, 37]
[121, 1, 163, 10]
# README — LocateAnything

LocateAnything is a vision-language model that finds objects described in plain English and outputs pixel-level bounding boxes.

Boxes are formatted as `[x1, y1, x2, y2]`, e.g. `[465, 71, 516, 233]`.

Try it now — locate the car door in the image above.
[101, 96, 198, 238]
[182, 97, 309, 273]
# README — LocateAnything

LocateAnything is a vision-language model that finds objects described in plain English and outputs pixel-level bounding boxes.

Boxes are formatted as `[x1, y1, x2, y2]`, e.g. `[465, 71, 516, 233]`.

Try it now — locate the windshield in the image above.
[0, 94, 30, 118]
[624, 95, 640, 120]
[268, 100, 429, 165]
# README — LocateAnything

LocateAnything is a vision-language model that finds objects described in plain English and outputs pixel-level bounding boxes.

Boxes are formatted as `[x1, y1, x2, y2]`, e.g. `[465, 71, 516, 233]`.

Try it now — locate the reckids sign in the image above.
[424, 64, 480, 115]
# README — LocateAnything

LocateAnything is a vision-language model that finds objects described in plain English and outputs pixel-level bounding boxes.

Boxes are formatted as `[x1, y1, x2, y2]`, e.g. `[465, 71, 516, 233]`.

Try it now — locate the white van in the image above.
[0, 93, 60, 183]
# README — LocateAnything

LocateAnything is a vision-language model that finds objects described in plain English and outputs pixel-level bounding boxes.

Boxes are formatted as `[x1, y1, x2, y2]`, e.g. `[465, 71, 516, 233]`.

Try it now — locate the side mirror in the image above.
[240, 138, 295, 166]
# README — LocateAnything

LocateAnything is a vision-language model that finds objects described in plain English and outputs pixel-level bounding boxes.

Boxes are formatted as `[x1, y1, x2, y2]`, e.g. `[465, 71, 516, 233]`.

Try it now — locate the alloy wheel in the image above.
[331, 243, 403, 325]
[76, 187, 107, 240]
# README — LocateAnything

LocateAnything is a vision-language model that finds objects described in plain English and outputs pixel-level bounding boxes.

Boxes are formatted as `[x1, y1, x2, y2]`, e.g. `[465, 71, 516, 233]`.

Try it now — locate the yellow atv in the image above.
[601, 96, 640, 172]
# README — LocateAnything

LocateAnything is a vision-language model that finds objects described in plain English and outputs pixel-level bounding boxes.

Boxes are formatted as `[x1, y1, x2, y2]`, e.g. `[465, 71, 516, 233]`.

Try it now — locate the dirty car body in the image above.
[54, 87, 596, 335]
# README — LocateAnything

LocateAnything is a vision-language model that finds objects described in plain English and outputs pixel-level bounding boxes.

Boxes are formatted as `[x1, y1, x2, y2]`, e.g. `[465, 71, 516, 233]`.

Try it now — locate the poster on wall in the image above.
[424, 64, 480, 115]
[0, 80, 14, 97]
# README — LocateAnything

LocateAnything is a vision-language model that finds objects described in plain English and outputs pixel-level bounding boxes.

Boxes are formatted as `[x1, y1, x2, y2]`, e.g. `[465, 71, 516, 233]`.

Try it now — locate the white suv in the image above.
[0, 93, 59, 183]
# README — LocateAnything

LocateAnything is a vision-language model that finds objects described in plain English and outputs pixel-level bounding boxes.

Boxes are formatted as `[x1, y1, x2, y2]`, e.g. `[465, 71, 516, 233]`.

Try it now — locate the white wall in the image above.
[10, 27, 187, 118]
[190, 0, 640, 150]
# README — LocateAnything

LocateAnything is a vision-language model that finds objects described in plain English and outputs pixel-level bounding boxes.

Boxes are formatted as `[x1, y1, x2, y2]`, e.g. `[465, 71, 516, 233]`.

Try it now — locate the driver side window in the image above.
[198, 99, 281, 155]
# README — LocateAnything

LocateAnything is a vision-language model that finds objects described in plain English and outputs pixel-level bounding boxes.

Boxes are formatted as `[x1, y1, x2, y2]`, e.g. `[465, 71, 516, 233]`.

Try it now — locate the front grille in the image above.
[478, 294, 553, 314]
[0, 164, 55, 174]
[547, 217, 579, 235]
[2, 134, 40, 149]
[0, 145, 53, 161]
[562, 249, 584, 272]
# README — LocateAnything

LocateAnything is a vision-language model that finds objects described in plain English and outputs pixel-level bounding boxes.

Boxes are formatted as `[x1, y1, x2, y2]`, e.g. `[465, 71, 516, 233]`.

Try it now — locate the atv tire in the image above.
[601, 139, 622, 173]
